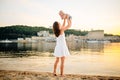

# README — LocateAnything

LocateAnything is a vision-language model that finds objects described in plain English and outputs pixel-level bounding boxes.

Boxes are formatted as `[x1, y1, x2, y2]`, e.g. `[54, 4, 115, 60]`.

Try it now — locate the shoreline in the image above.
[0, 70, 120, 80]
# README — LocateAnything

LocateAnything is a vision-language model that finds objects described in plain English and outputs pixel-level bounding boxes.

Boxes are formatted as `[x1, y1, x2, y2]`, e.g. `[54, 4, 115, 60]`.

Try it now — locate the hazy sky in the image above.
[0, 0, 120, 35]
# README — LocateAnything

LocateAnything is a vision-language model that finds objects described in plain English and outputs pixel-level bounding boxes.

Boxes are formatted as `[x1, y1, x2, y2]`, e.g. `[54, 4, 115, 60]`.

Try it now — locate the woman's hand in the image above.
[66, 14, 72, 20]
[66, 14, 69, 19]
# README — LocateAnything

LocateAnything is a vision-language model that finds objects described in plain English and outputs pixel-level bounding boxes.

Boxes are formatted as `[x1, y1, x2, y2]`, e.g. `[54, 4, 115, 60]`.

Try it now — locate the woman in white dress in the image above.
[53, 10, 72, 76]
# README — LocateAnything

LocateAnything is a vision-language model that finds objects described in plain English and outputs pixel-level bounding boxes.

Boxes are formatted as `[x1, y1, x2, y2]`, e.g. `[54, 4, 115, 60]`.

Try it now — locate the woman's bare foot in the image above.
[60, 74, 65, 77]
[53, 73, 57, 76]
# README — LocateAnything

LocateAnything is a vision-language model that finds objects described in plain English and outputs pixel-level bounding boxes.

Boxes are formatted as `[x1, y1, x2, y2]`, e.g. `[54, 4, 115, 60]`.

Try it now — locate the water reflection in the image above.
[31, 41, 56, 52]
[17, 42, 32, 51]
[0, 43, 18, 51]
[0, 41, 104, 53]
[67, 40, 104, 53]
[85, 43, 104, 52]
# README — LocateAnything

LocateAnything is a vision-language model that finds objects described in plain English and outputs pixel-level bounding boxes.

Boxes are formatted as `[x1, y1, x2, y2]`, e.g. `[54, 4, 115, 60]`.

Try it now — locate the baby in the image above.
[59, 10, 72, 20]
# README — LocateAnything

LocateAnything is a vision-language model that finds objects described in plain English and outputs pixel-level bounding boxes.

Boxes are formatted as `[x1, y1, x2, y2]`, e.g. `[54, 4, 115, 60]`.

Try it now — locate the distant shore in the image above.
[0, 70, 120, 80]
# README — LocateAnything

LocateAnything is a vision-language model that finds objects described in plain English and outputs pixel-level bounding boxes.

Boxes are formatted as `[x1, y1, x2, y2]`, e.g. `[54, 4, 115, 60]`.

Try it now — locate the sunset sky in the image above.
[0, 0, 120, 35]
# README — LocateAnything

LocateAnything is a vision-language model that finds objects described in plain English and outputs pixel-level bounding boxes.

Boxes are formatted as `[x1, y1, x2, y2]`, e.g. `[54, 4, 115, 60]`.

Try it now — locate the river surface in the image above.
[0, 41, 120, 76]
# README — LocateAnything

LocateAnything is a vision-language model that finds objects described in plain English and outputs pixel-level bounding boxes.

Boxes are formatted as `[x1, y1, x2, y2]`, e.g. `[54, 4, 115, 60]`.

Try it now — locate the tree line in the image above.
[0, 25, 88, 40]
[0, 25, 119, 40]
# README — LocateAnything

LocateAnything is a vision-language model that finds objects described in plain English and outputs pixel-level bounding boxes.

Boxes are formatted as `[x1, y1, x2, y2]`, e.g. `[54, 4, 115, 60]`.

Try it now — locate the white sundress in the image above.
[54, 33, 70, 57]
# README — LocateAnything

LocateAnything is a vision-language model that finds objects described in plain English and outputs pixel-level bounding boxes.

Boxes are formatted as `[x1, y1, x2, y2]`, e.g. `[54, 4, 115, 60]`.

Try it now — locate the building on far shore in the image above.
[37, 31, 49, 37]
[86, 30, 104, 40]
[66, 30, 105, 42]
[104, 36, 120, 42]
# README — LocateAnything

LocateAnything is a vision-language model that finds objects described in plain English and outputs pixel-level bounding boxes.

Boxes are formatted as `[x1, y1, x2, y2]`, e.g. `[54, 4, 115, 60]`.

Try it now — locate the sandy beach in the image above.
[0, 70, 120, 80]
[0, 55, 120, 80]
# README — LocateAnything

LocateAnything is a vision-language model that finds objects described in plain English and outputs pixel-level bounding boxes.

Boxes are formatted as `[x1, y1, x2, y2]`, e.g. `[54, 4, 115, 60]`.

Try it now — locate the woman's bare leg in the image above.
[53, 57, 59, 75]
[60, 56, 65, 76]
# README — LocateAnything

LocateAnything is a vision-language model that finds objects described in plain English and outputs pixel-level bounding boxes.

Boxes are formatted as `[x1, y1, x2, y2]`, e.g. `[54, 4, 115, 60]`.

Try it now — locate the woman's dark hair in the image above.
[53, 21, 60, 37]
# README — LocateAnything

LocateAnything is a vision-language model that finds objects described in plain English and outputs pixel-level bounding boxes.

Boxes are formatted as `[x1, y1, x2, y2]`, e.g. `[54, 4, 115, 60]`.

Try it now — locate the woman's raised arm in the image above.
[62, 18, 66, 27]
[61, 16, 72, 31]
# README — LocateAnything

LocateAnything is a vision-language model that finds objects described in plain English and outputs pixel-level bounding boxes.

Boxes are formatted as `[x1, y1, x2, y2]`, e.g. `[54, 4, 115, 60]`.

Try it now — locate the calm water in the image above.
[0, 41, 120, 76]
[0, 41, 105, 52]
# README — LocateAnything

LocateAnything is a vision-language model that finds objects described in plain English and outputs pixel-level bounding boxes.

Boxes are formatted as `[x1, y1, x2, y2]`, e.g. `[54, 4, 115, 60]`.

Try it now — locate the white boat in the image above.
[87, 40, 110, 43]
[45, 37, 56, 42]
[0, 39, 13, 43]
[87, 40, 99, 43]
[103, 40, 111, 43]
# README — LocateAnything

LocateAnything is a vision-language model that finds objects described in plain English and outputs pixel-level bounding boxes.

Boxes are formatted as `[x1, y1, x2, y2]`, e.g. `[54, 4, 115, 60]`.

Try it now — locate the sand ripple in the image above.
[0, 70, 120, 80]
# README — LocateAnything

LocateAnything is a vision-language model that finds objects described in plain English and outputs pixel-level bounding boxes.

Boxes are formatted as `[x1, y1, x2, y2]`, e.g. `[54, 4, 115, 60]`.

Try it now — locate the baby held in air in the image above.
[59, 10, 72, 20]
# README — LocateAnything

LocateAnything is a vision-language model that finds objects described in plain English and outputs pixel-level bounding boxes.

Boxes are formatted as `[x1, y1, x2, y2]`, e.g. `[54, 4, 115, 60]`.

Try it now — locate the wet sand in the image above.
[0, 70, 120, 80]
